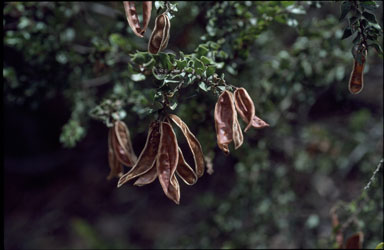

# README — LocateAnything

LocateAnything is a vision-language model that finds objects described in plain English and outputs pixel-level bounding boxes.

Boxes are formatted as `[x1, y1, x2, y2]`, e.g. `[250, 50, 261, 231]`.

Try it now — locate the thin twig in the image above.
[364, 158, 383, 190]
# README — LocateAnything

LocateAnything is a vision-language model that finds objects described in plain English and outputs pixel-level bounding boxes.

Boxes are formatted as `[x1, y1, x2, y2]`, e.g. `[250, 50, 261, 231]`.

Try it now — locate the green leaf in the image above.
[175, 59, 187, 70]
[198, 82, 209, 92]
[195, 45, 209, 57]
[362, 11, 377, 23]
[375, 242, 384, 249]
[341, 27, 353, 40]
[200, 56, 212, 65]
[157, 53, 173, 70]
[194, 58, 205, 71]
[206, 66, 216, 77]
[130, 51, 151, 64]
[185, 67, 193, 73]
[339, 1, 352, 21]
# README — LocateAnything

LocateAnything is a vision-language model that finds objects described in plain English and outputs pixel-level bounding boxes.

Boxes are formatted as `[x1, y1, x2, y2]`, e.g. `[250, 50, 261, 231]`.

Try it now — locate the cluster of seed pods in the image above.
[214, 88, 269, 155]
[116, 115, 204, 204]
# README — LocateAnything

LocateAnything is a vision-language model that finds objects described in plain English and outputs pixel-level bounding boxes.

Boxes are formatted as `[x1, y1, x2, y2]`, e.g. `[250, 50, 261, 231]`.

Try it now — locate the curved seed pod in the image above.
[133, 161, 157, 186]
[176, 147, 198, 185]
[233, 117, 243, 149]
[107, 127, 124, 180]
[141, 2, 152, 35]
[214, 90, 236, 155]
[348, 50, 367, 94]
[234, 87, 269, 131]
[124, 2, 144, 38]
[157, 122, 179, 195]
[114, 120, 137, 166]
[168, 114, 205, 178]
[148, 13, 170, 54]
[117, 121, 161, 188]
[164, 174, 180, 205]
[234, 87, 255, 132]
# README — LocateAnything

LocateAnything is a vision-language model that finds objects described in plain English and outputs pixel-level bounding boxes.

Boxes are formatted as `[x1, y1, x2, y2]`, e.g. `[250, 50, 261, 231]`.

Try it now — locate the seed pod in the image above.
[133, 161, 157, 186]
[114, 120, 137, 166]
[123, 1, 152, 38]
[234, 87, 269, 131]
[148, 13, 170, 54]
[176, 147, 198, 185]
[233, 117, 243, 149]
[156, 122, 179, 196]
[345, 232, 363, 249]
[141, 2, 152, 35]
[348, 50, 367, 94]
[117, 121, 161, 188]
[214, 90, 236, 155]
[107, 127, 124, 180]
[165, 174, 180, 205]
[168, 114, 205, 178]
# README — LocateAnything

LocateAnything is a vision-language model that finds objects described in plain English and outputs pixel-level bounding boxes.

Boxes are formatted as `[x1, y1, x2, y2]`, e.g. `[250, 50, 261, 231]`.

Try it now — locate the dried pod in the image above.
[148, 13, 170, 54]
[141, 2, 152, 35]
[107, 127, 124, 180]
[133, 161, 157, 186]
[214, 90, 236, 155]
[233, 117, 243, 149]
[117, 121, 161, 188]
[123, 1, 152, 38]
[156, 122, 179, 196]
[345, 232, 363, 249]
[165, 174, 180, 205]
[168, 114, 205, 178]
[114, 120, 137, 166]
[234, 87, 269, 131]
[348, 50, 367, 94]
[176, 147, 198, 185]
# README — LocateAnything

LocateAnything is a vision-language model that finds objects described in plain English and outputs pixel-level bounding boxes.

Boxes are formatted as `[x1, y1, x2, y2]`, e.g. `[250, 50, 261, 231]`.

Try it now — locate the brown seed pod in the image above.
[133, 161, 157, 186]
[176, 147, 198, 185]
[148, 13, 170, 54]
[123, 1, 152, 38]
[117, 121, 161, 188]
[234, 87, 269, 131]
[165, 174, 180, 205]
[348, 50, 367, 94]
[107, 127, 124, 180]
[345, 232, 363, 249]
[156, 121, 179, 196]
[233, 117, 243, 149]
[214, 90, 236, 155]
[168, 114, 205, 178]
[114, 120, 137, 166]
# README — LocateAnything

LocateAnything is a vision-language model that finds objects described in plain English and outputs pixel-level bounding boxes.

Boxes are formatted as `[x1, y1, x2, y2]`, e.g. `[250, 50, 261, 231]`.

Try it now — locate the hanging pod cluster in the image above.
[214, 88, 269, 155]
[123, 1, 171, 54]
[107, 120, 137, 180]
[117, 115, 204, 204]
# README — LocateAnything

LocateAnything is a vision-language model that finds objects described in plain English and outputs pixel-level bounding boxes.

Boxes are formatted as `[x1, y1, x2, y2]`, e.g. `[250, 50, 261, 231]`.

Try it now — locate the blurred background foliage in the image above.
[3, 1, 383, 249]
